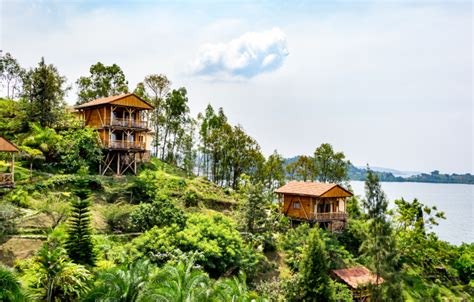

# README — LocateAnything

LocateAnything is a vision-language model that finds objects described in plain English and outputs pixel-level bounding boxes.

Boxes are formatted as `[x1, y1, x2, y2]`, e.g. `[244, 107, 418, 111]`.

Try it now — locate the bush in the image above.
[183, 189, 199, 207]
[130, 195, 186, 232]
[130, 213, 260, 278]
[0, 201, 21, 238]
[100, 203, 135, 233]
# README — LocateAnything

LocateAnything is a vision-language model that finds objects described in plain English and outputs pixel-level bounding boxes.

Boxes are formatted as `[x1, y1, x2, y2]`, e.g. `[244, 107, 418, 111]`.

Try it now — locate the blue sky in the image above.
[1, 0, 472, 173]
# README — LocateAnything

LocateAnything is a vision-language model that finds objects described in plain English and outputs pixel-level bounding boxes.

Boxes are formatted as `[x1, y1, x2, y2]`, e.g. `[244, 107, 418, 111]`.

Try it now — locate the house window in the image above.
[293, 202, 301, 209]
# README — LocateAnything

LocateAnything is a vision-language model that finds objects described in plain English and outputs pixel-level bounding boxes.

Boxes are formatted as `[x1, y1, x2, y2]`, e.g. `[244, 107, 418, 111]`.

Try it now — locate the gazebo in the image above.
[0, 136, 19, 188]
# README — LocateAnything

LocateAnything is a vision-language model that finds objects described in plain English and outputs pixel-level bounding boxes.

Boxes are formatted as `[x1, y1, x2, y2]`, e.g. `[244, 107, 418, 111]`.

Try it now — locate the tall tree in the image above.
[295, 155, 315, 181]
[259, 150, 285, 200]
[296, 227, 335, 301]
[21, 57, 68, 127]
[361, 168, 401, 301]
[0, 52, 24, 99]
[313, 143, 349, 183]
[160, 87, 190, 162]
[240, 182, 267, 234]
[76, 62, 128, 104]
[136, 74, 171, 157]
[66, 198, 95, 266]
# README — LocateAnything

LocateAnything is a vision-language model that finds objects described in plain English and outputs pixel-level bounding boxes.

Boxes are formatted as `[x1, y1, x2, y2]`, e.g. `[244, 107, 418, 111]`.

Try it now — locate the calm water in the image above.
[350, 181, 473, 245]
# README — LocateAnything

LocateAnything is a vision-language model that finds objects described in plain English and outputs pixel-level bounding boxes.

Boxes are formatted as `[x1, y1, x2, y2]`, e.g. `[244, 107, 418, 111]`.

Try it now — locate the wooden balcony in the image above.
[312, 212, 347, 222]
[109, 118, 148, 129]
[85, 118, 148, 130]
[105, 140, 146, 151]
[0, 173, 14, 188]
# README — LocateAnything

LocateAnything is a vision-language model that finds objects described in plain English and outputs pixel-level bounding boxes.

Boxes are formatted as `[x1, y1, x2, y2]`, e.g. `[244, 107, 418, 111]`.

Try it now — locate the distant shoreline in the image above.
[350, 178, 474, 185]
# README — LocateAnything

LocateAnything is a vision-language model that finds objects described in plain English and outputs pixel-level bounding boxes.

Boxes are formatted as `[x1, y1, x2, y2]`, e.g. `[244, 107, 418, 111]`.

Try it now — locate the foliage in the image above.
[32, 193, 71, 231]
[130, 213, 254, 278]
[360, 168, 402, 301]
[130, 195, 186, 232]
[57, 128, 102, 173]
[0, 98, 26, 138]
[100, 202, 135, 233]
[0, 201, 21, 239]
[135, 74, 171, 157]
[313, 143, 350, 183]
[239, 182, 268, 234]
[453, 244, 474, 285]
[0, 52, 24, 99]
[142, 254, 211, 302]
[21, 57, 68, 128]
[291, 227, 336, 301]
[83, 259, 154, 302]
[0, 264, 27, 302]
[76, 62, 128, 104]
[66, 198, 95, 266]
[19, 233, 91, 301]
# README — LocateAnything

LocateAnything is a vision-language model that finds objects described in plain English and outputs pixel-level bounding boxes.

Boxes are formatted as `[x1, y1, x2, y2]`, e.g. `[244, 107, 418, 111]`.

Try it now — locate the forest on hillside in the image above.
[0, 52, 473, 301]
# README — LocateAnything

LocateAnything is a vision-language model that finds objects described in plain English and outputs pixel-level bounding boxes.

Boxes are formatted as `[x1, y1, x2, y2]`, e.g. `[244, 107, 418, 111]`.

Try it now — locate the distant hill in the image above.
[357, 166, 421, 177]
[284, 157, 474, 185]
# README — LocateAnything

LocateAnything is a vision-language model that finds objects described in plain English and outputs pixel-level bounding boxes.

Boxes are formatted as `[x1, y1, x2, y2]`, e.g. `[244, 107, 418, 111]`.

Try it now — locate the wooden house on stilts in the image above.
[74, 93, 154, 176]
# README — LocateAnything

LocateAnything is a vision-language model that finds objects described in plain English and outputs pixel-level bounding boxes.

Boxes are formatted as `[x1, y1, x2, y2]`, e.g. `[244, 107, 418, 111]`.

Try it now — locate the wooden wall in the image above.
[112, 95, 153, 109]
[282, 194, 347, 220]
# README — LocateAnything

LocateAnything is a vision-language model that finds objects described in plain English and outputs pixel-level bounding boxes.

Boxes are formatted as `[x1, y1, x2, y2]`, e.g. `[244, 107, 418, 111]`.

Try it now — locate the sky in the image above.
[1, 0, 472, 174]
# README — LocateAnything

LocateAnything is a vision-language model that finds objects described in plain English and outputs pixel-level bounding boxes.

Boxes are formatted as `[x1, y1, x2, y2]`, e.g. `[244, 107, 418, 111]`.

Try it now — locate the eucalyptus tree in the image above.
[313, 143, 350, 184]
[76, 62, 128, 104]
[0, 52, 24, 99]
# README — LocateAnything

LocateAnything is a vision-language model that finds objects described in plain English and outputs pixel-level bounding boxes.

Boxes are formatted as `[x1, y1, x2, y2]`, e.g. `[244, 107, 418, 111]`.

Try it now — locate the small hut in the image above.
[0, 136, 19, 188]
[331, 266, 384, 301]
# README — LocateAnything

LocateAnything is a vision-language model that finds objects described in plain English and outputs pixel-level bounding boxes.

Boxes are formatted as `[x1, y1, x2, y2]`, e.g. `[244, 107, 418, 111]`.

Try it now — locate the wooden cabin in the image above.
[275, 181, 353, 231]
[0, 136, 19, 188]
[74, 93, 154, 176]
[331, 266, 384, 301]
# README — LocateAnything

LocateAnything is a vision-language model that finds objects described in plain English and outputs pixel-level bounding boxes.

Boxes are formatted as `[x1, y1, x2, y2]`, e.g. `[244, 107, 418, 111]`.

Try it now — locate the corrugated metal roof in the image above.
[331, 266, 384, 289]
[0, 137, 19, 152]
[275, 181, 352, 197]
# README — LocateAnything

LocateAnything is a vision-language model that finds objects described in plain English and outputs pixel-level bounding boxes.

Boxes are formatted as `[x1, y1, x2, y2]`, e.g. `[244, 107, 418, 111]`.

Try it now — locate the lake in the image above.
[350, 181, 473, 245]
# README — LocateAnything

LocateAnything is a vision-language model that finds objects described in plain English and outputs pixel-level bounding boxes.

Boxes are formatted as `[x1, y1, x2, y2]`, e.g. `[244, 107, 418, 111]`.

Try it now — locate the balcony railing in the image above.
[312, 212, 347, 221]
[106, 140, 146, 150]
[0, 173, 14, 187]
[107, 118, 148, 129]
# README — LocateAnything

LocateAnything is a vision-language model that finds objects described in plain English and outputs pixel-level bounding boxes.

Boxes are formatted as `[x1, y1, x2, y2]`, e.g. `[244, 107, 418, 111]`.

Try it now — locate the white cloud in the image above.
[190, 27, 289, 78]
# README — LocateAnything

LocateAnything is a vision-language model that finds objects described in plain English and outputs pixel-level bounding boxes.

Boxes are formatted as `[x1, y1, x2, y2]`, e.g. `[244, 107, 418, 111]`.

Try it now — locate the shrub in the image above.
[100, 203, 135, 233]
[130, 213, 258, 278]
[130, 195, 186, 232]
[0, 201, 21, 239]
[183, 189, 199, 207]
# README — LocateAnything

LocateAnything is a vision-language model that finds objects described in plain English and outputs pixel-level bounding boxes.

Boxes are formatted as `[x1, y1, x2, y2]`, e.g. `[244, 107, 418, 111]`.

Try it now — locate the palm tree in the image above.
[0, 265, 27, 302]
[212, 272, 267, 302]
[142, 254, 210, 302]
[83, 259, 153, 302]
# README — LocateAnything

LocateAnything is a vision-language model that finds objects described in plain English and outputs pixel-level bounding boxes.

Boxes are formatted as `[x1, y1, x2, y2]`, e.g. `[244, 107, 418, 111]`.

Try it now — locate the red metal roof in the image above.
[0, 136, 19, 152]
[74, 93, 154, 109]
[275, 181, 352, 197]
[331, 266, 384, 289]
